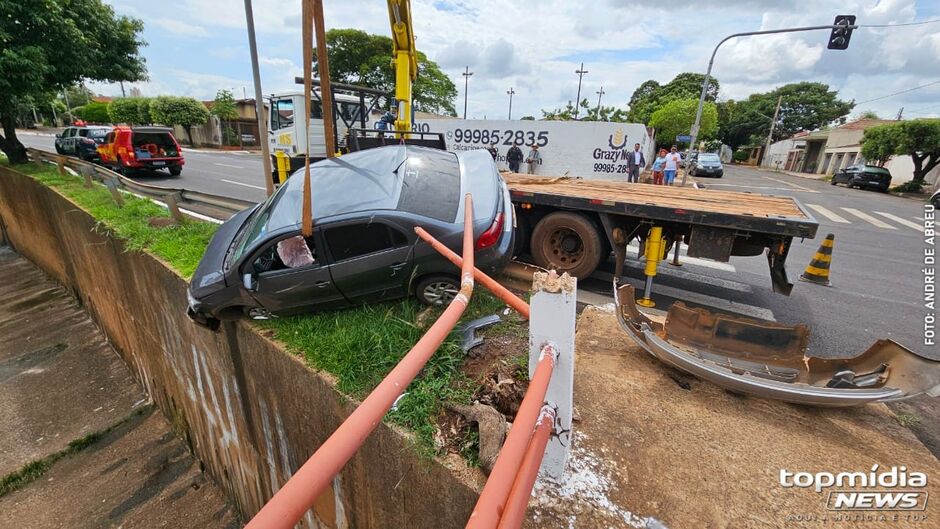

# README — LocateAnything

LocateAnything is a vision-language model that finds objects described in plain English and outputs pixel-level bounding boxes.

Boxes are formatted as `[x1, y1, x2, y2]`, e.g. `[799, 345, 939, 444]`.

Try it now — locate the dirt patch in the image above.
[527, 306, 940, 529]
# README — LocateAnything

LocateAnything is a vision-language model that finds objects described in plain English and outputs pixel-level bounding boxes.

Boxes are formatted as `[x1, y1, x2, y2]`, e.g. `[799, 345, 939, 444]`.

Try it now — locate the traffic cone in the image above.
[799, 233, 834, 286]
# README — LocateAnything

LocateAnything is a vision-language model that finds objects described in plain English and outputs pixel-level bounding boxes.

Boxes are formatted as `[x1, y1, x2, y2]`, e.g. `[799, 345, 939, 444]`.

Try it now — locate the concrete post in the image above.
[528, 271, 576, 481]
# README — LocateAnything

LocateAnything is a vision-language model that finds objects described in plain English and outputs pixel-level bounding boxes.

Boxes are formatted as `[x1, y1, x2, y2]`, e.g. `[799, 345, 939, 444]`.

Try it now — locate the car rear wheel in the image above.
[169, 166, 182, 176]
[530, 211, 603, 279]
[415, 275, 460, 306]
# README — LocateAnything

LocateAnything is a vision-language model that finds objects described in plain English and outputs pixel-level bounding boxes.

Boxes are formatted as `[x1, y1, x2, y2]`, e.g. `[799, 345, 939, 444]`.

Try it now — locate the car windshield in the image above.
[89, 129, 109, 139]
[699, 154, 720, 162]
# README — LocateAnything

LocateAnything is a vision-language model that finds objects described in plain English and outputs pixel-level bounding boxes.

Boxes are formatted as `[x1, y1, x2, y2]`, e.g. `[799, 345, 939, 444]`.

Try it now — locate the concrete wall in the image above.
[0, 166, 479, 528]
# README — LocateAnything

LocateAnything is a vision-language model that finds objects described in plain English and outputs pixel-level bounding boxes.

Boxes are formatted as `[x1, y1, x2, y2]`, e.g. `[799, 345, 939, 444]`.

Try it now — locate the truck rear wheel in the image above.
[530, 212, 603, 279]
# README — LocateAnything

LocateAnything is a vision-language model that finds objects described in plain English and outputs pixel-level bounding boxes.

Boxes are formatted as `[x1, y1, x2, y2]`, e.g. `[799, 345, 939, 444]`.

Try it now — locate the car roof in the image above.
[263, 145, 461, 233]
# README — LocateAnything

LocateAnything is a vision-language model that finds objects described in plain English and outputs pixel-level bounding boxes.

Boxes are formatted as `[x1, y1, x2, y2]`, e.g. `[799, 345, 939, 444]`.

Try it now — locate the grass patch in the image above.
[1, 160, 217, 278]
[896, 413, 922, 428]
[0, 405, 152, 497]
[260, 290, 519, 456]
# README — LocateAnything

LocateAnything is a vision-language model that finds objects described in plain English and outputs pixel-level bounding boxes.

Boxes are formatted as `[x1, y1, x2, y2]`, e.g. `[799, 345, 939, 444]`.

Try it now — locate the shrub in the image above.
[732, 150, 749, 162]
[892, 180, 925, 193]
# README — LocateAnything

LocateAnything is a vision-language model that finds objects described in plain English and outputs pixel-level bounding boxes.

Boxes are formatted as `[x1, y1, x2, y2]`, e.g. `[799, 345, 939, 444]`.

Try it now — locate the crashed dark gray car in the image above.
[187, 145, 514, 328]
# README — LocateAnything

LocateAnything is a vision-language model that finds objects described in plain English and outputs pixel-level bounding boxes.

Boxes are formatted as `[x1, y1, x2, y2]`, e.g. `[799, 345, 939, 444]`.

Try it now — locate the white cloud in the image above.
[150, 18, 209, 37]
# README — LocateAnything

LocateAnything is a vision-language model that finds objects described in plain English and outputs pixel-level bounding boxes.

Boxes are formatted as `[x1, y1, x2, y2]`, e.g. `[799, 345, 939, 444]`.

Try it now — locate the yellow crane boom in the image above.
[387, 0, 418, 132]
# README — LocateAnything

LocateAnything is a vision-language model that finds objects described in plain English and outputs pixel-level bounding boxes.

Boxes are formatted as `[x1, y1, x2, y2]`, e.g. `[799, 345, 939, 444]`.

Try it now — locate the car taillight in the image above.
[475, 212, 504, 251]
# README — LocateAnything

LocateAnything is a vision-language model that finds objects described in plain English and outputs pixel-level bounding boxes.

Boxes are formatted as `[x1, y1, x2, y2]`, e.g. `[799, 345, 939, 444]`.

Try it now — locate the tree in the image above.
[541, 99, 586, 120]
[520, 116, 535, 121]
[108, 97, 152, 125]
[627, 73, 720, 124]
[0, 0, 146, 163]
[861, 119, 940, 184]
[717, 82, 853, 149]
[542, 99, 629, 122]
[73, 101, 111, 123]
[314, 28, 457, 116]
[649, 98, 718, 148]
[211, 90, 239, 146]
[150, 96, 210, 146]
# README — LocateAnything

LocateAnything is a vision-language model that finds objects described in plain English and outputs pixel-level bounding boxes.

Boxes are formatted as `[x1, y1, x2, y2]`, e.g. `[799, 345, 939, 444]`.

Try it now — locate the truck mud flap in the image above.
[613, 281, 940, 407]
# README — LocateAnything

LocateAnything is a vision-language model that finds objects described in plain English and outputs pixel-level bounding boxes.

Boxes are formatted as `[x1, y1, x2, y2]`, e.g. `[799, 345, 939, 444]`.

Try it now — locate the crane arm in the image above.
[387, 0, 418, 132]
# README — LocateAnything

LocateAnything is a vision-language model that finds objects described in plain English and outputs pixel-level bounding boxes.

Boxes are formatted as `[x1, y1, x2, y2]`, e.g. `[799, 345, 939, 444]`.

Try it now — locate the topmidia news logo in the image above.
[780, 465, 929, 511]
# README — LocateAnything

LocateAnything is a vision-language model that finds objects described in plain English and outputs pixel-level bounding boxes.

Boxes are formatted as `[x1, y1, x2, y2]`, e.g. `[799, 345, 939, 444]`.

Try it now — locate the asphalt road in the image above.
[18, 131, 935, 360]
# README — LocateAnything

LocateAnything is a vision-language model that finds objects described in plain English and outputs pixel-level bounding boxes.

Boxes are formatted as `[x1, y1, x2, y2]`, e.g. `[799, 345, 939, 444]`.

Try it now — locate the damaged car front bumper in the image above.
[614, 281, 940, 407]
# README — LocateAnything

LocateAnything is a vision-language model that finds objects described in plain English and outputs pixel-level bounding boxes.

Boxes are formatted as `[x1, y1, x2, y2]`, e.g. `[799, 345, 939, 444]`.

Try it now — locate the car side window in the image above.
[78, 129, 89, 137]
[324, 223, 407, 262]
[253, 235, 317, 274]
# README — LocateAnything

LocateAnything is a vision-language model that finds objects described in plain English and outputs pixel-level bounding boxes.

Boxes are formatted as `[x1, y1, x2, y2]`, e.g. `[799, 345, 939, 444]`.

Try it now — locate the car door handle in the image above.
[314, 280, 331, 288]
[390, 262, 408, 270]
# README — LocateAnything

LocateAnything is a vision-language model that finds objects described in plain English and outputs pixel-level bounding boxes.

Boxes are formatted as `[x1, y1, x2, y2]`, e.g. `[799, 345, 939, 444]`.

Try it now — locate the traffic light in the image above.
[828, 15, 856, 50]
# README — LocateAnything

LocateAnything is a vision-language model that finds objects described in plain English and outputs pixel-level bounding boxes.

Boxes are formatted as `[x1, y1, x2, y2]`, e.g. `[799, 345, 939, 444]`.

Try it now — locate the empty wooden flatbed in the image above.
[500, 173, 820, 295]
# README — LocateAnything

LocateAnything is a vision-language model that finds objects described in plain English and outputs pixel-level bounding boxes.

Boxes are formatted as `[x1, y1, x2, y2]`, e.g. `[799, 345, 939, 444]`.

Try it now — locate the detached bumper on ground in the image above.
[614, 281, 940, 407]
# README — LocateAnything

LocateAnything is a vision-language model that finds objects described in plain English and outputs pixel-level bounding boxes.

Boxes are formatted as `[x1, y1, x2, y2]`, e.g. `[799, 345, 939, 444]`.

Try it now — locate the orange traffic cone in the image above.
[799, 233, 834, 286]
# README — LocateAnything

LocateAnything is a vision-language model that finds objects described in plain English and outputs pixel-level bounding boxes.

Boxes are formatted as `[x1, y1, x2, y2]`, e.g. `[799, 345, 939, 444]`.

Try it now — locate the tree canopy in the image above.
[718, 82, 853, 148]
[0, 0, 147, 162]
[861, 119, 940, 184]
[150, 96, 210, 145]
[627, 73, 720, 124]
[314, 28, 457, 116]
[210, 90, 239, 122]
[649, 98, 718, 148]
[541, 99, 628, 122]
[73, 101, 111, 123]
[108, 97, 153, 125]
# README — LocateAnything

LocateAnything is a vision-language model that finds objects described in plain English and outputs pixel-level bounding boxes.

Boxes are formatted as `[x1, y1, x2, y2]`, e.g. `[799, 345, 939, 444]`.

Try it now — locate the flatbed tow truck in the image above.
[503, 172, 818, 295]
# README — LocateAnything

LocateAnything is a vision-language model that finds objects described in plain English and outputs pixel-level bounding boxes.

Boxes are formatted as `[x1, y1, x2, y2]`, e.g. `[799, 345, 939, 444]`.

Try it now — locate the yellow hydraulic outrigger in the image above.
[387, 0, 418, 134]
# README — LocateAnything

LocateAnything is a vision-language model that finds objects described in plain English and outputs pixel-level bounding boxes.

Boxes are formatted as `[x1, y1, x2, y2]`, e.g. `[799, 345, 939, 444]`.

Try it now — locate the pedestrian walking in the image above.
[626, 142, 645, 183]
[487, 142, 499, 161]
[526, 144, 541, 174]
[652, 148, 667, 185]
[506, 143, 524, 173]
[663, 145, 683, 186]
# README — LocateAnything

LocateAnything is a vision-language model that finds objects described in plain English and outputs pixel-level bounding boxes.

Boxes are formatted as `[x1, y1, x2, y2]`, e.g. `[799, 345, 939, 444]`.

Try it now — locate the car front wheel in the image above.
[415, 275, 460, 306]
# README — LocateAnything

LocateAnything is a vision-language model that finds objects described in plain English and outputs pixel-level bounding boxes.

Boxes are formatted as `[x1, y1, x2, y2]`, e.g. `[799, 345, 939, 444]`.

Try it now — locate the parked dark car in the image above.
[688, 152, 723, 178]
[831, 165, 892, 192]
[54, 125, 112, 161]
[187, 145, 514, 328]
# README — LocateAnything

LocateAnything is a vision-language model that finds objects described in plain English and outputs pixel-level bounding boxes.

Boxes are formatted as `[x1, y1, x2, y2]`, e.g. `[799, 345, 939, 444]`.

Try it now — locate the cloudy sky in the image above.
[96, 0, 940, 121]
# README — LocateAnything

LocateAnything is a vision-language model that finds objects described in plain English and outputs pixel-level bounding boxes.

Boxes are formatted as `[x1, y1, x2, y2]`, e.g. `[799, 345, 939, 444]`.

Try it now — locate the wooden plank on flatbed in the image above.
[502, 173, 807, 219]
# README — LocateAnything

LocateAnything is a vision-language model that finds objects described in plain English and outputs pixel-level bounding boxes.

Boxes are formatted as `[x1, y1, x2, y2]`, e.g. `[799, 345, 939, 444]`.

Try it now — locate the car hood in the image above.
[190, 206, 257, 296]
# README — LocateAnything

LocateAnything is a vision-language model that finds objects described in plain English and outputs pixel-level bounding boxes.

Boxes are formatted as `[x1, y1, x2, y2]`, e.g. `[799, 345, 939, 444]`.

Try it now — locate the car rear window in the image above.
[324, 223, 407, 261]
[396, 148, 460, 222]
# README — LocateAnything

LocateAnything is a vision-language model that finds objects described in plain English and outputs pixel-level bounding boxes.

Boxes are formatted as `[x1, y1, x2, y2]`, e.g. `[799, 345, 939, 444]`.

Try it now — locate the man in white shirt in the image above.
[663, 145, 682, 185]
[526, 144, 541, 174]
[626, 142, 645, 183]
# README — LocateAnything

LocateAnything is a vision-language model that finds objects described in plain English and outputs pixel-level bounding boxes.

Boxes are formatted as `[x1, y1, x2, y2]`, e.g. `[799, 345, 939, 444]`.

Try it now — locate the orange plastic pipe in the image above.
[465, 343, 557, 529]
[244, 194, 476, 529]
[414, 226, 530, 319]
[496, 406, 556, 529]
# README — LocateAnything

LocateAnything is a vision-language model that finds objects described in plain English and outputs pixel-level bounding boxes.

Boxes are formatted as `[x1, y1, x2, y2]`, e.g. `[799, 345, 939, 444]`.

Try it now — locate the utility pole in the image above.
[595, 86, 605, 115]
[462, 66, 473, 119]
[507, 87, 515, 120]
[762, 95, 783, 167]
[119, 81, 126, 97]
[685, 20, 859, 185]
[244, 0, 275, 197]
[574, 62, 588, 119]
[896, 107, 904, 120]
[62, 89, 73, 124]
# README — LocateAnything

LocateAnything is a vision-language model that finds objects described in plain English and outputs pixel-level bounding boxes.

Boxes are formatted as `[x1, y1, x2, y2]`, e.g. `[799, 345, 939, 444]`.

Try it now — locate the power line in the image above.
[853, 79, 940, 106]
[858, 18, 940, 28]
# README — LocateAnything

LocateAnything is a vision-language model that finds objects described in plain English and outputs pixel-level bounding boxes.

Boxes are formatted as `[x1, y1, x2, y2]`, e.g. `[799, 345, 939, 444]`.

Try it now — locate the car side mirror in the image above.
[55, 133, 62, 138]
[242, 273, 258, 292]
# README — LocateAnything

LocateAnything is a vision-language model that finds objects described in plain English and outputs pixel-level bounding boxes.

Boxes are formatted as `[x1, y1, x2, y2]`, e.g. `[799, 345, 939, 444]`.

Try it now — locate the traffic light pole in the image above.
[684, 23, 858, 186]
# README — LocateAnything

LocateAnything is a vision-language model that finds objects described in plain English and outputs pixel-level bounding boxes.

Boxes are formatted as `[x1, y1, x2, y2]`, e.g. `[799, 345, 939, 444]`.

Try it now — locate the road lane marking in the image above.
[840, 207, 896, 229]
[626, 243, 736, 272]
[593, 271, 774, 320]
[874, 211, 923, 232]
[806, 204, 850, 223]
[620, 260, 752, 292]
[214, 162, 244, 169]
[763, 176, 815, 192]
[703, 183, 818, 193]
[221, 179, 266, 190]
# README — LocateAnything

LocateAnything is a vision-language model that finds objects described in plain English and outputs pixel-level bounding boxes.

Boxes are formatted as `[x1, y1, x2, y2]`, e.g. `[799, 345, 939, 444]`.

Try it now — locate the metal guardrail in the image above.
[26, 148, 257, 221]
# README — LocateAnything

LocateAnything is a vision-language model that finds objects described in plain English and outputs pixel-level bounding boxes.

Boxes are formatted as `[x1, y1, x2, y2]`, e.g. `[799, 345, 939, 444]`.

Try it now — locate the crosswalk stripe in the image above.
[592, 271, 775, 321]
[841, 207, 897, 230]
[806, 204, 850, 223]
[874, 211, 923, 232]
[625, 243, 737, 272]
